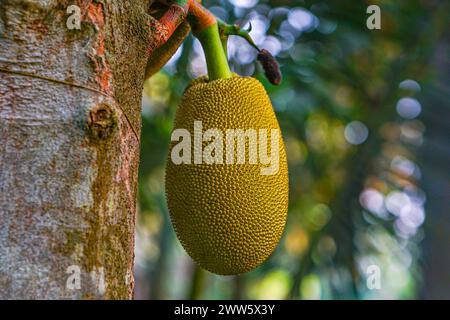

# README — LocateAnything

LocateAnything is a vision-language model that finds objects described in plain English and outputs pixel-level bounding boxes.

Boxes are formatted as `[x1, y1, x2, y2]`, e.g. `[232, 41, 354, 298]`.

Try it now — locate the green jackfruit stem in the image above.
[196, 23, 232, 80]
[217, 20, 259, 52]
[187, 0, 231, 80]
[220, 35, 229, 58]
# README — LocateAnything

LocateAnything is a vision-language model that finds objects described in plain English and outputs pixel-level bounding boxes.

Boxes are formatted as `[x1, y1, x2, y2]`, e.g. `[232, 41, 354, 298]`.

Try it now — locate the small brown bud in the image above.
[257, 49, 282, 85]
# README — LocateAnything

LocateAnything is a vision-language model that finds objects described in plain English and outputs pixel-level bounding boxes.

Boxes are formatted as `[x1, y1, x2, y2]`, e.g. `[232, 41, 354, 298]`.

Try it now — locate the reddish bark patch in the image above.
[87, 2, 105, 30]
[148, 4, 188, 56]
[84, 1, 113, 95]
[188, 0, 216, 34]
[30, 19, 48, 40]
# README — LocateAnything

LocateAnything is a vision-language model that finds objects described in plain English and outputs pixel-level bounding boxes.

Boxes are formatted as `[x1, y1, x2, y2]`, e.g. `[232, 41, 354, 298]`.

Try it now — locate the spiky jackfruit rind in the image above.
[165, 76, 289, 275]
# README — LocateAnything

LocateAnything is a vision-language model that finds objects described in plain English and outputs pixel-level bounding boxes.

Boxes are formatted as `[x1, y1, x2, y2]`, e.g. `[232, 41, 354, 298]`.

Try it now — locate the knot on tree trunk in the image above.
[87, 103, 117, 141]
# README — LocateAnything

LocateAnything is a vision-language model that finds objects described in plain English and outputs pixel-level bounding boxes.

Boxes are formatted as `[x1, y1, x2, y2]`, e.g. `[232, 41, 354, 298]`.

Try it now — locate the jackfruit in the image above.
[165, 76, 288, 275]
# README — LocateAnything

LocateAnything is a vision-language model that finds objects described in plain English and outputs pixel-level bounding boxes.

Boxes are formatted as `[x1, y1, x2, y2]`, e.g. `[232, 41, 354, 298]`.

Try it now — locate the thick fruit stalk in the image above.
[187, 0, 231, 80]
[195, 24, 231, 80]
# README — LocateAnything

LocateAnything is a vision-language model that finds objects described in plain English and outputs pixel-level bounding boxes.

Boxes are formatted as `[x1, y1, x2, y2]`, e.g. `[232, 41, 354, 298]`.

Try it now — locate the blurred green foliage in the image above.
[135, 0, 449, 299]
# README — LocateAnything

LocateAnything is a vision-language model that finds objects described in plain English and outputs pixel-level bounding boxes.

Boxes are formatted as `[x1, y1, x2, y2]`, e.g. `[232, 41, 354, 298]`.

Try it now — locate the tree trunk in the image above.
[0, 0, 158, 299]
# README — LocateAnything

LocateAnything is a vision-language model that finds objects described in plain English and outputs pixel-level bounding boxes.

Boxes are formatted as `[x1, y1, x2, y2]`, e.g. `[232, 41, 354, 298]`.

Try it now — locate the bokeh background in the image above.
[134, 0, 450, 299]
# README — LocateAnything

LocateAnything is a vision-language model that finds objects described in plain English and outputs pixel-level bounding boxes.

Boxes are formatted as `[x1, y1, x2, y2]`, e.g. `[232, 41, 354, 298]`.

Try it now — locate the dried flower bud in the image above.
[257, 49, 281, 85]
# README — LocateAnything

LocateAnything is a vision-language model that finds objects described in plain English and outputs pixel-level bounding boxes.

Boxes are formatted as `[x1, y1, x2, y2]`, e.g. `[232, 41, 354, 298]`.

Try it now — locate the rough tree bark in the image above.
[0, 0, 161, 299]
